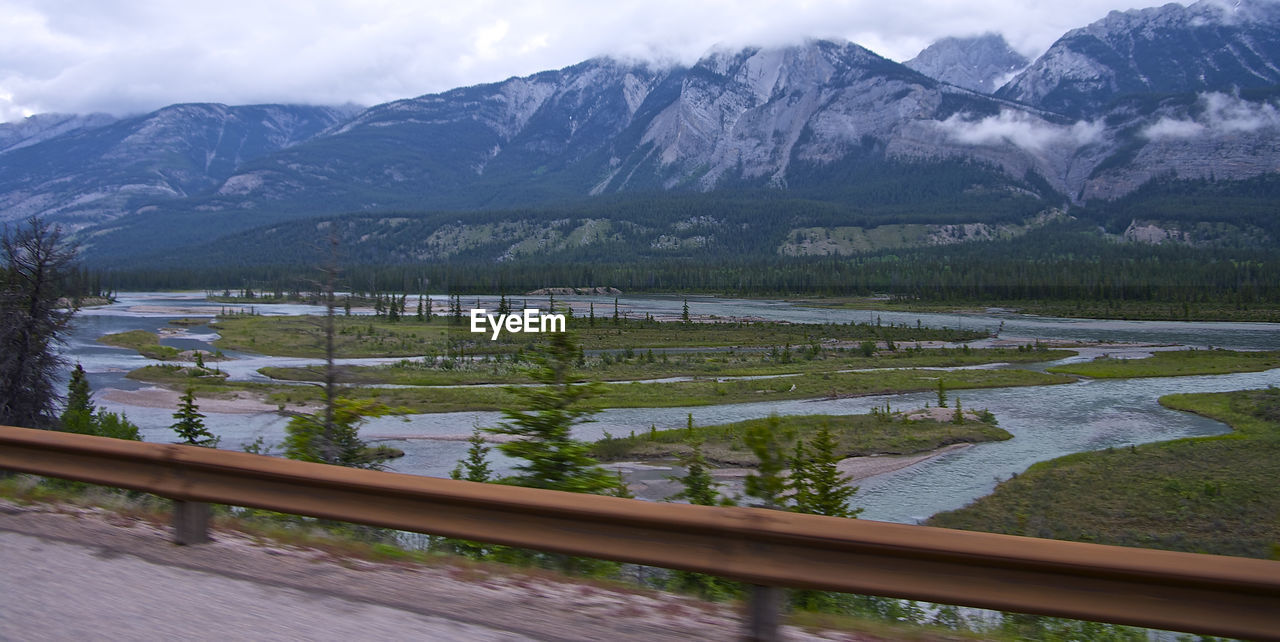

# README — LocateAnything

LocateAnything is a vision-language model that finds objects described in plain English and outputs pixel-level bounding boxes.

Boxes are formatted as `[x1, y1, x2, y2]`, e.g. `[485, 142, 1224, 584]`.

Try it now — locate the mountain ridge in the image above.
[1, 4, 1278, 266]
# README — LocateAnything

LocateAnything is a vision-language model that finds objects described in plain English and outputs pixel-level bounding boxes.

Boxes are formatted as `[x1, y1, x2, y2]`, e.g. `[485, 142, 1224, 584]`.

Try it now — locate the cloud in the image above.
[1142, 92, 1280, 141]
[0, 0, 1181, 122]
[937, 110, 1103, 152]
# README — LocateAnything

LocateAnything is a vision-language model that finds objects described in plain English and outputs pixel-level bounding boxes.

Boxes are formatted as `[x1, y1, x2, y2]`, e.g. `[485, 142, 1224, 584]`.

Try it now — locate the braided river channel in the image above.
[68, 293, 1280, 524]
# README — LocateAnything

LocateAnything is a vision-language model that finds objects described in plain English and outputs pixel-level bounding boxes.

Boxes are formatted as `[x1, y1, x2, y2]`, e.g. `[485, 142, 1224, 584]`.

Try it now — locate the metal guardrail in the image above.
[2, 425, 1279, 641]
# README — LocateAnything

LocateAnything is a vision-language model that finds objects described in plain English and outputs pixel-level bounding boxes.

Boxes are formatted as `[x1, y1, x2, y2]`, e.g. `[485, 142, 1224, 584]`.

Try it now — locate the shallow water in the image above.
[73, 292, 1280, 523]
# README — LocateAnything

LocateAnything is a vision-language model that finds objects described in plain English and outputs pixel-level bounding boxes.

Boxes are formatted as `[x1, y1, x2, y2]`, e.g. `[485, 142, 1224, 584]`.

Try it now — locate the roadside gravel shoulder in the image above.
[0, 499, 877, 641]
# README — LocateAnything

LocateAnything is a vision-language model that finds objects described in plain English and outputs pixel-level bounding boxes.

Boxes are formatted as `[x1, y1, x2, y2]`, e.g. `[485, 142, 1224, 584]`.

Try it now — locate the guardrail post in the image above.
[172, 500, 210, 545]
[745, 584, 782, 641]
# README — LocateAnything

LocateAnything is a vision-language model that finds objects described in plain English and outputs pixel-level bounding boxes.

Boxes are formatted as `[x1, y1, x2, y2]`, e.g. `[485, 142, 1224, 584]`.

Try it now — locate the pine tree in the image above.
[612, 297, 619, 325]
[743, 416, 790, 509]
[666, 438, 725, 506]
[665, 435, 741, 600]
[170, 388, 218, 447]
[485, 332, 617, 494]
[64, 363, 93, 416]
[284, 397, 396, 468]
[682, 298, 691, 324]
[450, 429, 493, 482]
[790, 425, 861, 518]
[937, 380, 948, 408]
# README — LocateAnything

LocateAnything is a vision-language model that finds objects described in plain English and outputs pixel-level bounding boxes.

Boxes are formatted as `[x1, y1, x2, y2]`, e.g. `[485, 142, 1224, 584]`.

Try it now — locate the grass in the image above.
[591, 412, 1010, 466]
[928, 387, 1280, 559]
[127, 364, 229, 384]
[1046, 348, 1280, 378]
[211, 314, 988, 359]
[258, 368, 1072, 414]
[98, 330, 182, 360]
[260, 346, 1076, 386]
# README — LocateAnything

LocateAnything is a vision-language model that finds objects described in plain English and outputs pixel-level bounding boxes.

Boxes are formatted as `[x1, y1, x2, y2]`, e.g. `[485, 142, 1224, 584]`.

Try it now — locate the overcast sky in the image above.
[0, 0, 1187, 123]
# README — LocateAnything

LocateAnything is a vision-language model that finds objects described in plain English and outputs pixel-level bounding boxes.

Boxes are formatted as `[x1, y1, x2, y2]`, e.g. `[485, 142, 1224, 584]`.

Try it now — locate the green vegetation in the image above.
[170, 388, 218, 447]
[98, 330, 181, 360]
[213, 314, 986, 359]
[592, 412, 1010, 466]
[1047, 349, 1280, 378]
[261, 346, 1075, 386]
[283, 397, 402, 469]
[127, 364, 228, 384]
[58, 363, 141, 441]
[485, 332, 623, 495]
[929, 387, 1280, 559]
[259, 368, 1070, 414]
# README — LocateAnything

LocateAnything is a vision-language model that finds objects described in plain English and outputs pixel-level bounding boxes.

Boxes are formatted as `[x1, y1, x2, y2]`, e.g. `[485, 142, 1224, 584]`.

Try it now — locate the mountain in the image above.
[0, 103, 357, 228]
[3, 3, 1280, 267]
[0, 113, 118, 155]
[74, 39, 1080, 261]
[906, 33, 1029, 94]
[997, 0, 1280, 117]
[191, 41, 1021, 211]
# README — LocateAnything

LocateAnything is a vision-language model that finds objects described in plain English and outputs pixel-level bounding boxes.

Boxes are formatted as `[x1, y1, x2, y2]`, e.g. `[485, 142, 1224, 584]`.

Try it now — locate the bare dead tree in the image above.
[0, 217, 78, 429]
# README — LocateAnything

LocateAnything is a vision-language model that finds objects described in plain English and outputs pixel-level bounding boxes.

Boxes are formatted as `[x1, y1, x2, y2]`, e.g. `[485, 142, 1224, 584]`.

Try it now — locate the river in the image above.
[70, 292, 1280, 523]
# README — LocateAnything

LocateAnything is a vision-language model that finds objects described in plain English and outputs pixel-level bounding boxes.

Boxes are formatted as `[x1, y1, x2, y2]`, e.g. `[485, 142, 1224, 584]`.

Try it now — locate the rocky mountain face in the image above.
[0, 104, 357, 227]
[997, 0, 1280, 117]
[0, 113, 118, 155]
[2, 1, 1279, 262]
[906, 33, 1029, 94]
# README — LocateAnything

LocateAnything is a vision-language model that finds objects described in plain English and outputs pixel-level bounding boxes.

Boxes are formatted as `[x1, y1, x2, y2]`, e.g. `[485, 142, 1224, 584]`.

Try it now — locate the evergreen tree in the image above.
[790, 425, 861, 518]
[682, 298, 691, 324]
[485, 332, 618, 494]
[497, 294, 510, 317]
[665, 434, 740, 599]
[666, 438, 724, 506]
[937, 380, 948, 408]
[588, 302, 595, 326]
[284, 397, 396, 469]
[416, 295, 424, 321]
[612, 297, 619, 325]
[63, 363, 93, 417]
[170, 388, 218, 447]
[56, 361, 141, 440]
[743, 416, 790, 509]
[450, 429, 493, 483]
